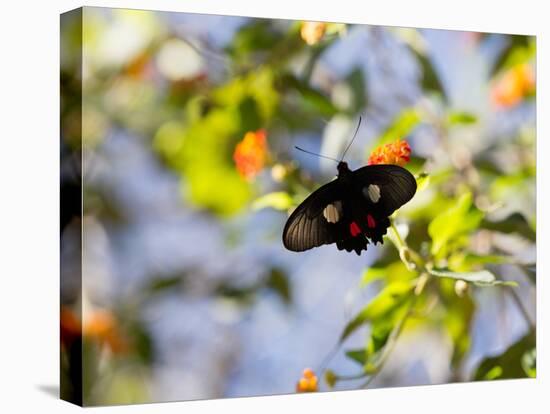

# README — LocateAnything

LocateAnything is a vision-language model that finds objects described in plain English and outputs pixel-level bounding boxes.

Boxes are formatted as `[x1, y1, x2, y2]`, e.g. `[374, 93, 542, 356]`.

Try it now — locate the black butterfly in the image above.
[282, 161, 416, 255]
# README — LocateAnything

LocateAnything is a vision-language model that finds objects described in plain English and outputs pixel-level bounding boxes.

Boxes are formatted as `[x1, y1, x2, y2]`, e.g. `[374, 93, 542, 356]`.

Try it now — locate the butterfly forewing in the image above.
[352, 164, 417, 217]
[282, 180, 340, 251]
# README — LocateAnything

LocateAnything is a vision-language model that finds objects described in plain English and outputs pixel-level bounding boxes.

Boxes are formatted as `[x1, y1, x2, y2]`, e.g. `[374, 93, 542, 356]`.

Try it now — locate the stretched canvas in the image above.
[60, 6, 536, 406]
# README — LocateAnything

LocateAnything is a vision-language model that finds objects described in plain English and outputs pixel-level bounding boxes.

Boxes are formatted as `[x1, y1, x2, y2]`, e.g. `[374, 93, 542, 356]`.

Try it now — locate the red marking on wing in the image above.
[367, 214, 376, 229]
[350, 221, 361, 237]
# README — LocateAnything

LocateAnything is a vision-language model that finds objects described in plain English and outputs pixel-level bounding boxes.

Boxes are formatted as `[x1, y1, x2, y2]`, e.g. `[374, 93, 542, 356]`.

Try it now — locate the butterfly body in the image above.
[282, 162, 416, 255]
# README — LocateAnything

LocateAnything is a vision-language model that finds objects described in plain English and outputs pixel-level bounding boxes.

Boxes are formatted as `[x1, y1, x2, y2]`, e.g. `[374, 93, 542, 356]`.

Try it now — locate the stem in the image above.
[335, 372, 369, 381]
[507, 287, 535, 331]
[359, 302, 415, 388]
[389, 219, 425, 269]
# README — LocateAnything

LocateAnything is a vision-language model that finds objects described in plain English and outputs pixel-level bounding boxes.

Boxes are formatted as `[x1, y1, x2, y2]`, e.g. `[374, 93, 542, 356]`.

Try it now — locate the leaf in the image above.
[367, 320, 394, 356]
[480, 212, 536, 242]
[446, 111, 477, 126]
[428, 269, 518, 287]
[370, 108, 421, 150]
[345, 314, 400, 369]
[361, 261, 417, 288]
[252, 192, 294, 211]
[324, 369, 337, 389]
[340, 280, 414, 342]
[390, 28, 446, 98]
[147, 276, 184, 293]
[440, 284, 475, 367]
[521, 348, 536, 378]
[415, 51, 446, 98]
[474, 333, 536, 380]
[265, 268, 292, 305]
[345, 67, 368, 113]
[517, 264, 536, 285]
[282, 74, 339, 117]
[345, 349, 367, 365]
[428, 192, 483, 258]
[360, 267, 387, 287]
[490, 35, 534, 76]
[228, 20, 281, 58]
[415, 172, 430, 191]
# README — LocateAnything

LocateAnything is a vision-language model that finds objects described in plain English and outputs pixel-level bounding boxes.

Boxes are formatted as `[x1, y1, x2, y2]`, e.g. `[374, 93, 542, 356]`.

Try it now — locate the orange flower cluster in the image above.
[296, 368, 318, 392]
[60, 306, 82, 348]
[83, 309, 129, 354]
[491, 63, 535, 109]
[300, 22, 327, 46]
[233, 129, 268, 180]
[368, 139, 411, 166]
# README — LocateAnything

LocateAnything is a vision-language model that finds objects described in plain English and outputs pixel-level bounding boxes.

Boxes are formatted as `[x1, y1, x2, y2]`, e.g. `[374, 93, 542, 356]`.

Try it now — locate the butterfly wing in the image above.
[344, 164, 416, 245]
[282, 180, 342, 252]
[282, 164, 416, 255]
[351, 164, 417, 217]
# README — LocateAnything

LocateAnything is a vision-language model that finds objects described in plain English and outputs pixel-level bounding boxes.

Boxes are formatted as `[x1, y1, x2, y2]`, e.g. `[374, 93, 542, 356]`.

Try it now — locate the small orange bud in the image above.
[491, 63, 535, 109]
[368, 139, 411, 166]
[300, 22, 327, 46]
[296, 368, 318, 392]
[83, 309, 129, 354]
[233, 129, 269, 180]
[60, 306, 82, 348]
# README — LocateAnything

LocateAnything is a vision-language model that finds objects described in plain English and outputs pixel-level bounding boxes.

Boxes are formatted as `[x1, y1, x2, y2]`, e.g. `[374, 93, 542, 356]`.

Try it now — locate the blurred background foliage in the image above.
[60, 7, 535, 406]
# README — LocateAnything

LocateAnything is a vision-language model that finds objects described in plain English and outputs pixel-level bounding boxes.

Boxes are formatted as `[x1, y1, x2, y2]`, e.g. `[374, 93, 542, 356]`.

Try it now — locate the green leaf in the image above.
[490, 35, 535, 76]
[324, 369, 337, 389]
[340, 280, 414, 342]
[367, 320, 394, 355]
[228, 20, 281, 58]
[360, 267, 387, 287]
[415, 51, 446, 98]
[345, 349, 367, 365]
[428, 269, 517, 287]
[390, 28, 446, 98]
[345, 316, 398, 369]
[147, 275, 184, 293]
[360, 261, 416, 287]
[521, 348, 536, 378]
[446, 111, 477, 126]
[474, 333, 536, 380]
[282, 74, 339, 117]
[265, 268, 292, 305]
[428, 192, 483, 258]
[345, 67, 368, 113]
[415, 172, 430, 191]
[440, 284, 475, 367]
[252, 192, 294, 211]
[480, 212, 536, 242]
[370, 109, 421, 151]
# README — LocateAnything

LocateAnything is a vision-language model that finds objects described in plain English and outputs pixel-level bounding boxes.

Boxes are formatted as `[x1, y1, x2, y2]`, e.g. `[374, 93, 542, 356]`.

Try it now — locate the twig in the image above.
[507, 286, 535, 331]
[359, 302, 415, 388]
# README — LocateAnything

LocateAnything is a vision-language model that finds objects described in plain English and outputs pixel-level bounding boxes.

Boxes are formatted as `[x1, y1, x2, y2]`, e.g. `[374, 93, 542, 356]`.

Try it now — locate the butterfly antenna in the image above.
[340, 116, 362, 162]
[294, 146, 339, 163]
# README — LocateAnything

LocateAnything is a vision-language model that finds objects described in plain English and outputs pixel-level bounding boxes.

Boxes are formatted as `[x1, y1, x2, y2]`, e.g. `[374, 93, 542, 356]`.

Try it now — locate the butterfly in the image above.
[282, 119, 417, 255]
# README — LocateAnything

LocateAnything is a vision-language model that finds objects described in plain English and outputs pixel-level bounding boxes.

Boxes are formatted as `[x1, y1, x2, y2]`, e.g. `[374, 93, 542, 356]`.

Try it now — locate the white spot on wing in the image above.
[323, 201, 342, 223]
[363, 184, 381, 203]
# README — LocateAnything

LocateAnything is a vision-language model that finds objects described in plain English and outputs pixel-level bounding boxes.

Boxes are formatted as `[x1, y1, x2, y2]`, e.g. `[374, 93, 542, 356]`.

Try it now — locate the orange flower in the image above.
[296, 368, 318, 392]
[368, 139, 411, 166]
[300, 22, 327, 46]
[233, 129, 268, 180]
[60, 306, 82, 348]
[83, 309, 129, 354]
[491, 63, 535, 109]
